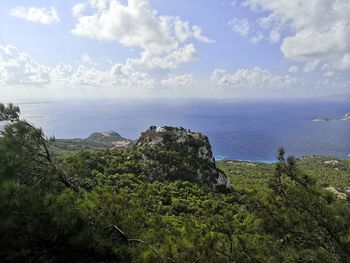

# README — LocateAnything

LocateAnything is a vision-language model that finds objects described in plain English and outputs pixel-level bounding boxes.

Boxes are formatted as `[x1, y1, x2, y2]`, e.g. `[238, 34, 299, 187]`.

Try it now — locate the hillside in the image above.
[218, 156, 350, 195]
[1, 103, 350, 263]
[135, 126, 229, 189]
[49, 130, 135, 153]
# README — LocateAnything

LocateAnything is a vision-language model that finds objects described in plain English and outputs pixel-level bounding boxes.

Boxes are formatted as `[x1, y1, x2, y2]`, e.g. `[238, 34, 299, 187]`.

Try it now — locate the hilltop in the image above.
[49, 126, 229, 190]
[135, 126, 229, 190]
[49, 130, 135, 153]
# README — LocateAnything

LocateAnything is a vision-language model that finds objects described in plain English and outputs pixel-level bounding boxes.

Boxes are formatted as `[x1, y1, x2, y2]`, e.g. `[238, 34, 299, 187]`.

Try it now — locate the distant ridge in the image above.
[49, 131, 135, 153]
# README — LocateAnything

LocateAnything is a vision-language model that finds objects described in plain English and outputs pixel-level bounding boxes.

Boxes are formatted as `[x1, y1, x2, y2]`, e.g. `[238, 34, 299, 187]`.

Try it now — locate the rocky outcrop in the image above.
[135, 126, 229, 190]
[342, 113, 350, 121]
[312, 117, 331, 122]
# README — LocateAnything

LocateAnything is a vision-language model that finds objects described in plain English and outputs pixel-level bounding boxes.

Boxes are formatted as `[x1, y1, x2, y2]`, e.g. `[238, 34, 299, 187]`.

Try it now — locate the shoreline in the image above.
[215, 155, 350, 164]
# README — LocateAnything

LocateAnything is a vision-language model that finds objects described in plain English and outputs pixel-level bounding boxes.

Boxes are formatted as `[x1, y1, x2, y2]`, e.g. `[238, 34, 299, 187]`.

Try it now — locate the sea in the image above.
[11, 98, 350, 163]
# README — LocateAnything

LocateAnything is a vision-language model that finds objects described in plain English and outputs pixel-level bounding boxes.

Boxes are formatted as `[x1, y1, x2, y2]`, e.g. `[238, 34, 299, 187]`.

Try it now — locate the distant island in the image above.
[342, 113, 350, 121]
[312, 117, 332, 122]
[312, 112, 350, 122]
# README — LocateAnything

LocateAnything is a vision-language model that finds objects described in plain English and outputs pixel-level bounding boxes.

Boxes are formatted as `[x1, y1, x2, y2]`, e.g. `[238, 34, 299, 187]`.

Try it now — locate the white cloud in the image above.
[53, 61, 155, 89]
[303, 60, 320, 73]
[0, 44, 154, 89]
[228, 18, 250, 36]
[2, 42, 347, 98]
[269, 29, 280, 43]
[162, 16, 214, 44]
[250, 31, 264, 44]
[80, 52, 97, 66]
[244, 0, 350, 72]
[335, 53, 350, 71]
[70, 65, 110, 86]
[210, 67, 299, 90]
[161, 74, 194, 89]
[288, 65, 299, 73]
[71, 0, 213, 69]
[324, 71, 335, 78]
[314, 78, 350, 91]
[110, 63, 155, 89]
[72, 3, 86, 17]
[50, 63, 74, 81]
[10, 6, 60, 25]
[227, 17, 267, 44]
[134, 44, 197, 69]
[0, 45, 50, 85]
[192, 25, 215, 43]
[51, 61, 155, 89]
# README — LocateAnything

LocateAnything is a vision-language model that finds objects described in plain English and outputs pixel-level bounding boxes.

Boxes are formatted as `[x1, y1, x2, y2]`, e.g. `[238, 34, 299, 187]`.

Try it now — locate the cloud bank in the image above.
[10, 6, 60, 25]
[210, 67, 299, 90]
[71, 0, 214, 69]
[244, 0, 350, 72]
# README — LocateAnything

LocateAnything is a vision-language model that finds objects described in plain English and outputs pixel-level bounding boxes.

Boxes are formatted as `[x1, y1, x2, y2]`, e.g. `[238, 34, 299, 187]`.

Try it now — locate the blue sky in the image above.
[0, 0, 349, 99]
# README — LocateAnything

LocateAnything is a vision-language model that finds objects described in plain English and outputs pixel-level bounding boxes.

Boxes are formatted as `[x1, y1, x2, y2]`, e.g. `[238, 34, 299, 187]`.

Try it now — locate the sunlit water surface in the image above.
[13, 98, 350, 162]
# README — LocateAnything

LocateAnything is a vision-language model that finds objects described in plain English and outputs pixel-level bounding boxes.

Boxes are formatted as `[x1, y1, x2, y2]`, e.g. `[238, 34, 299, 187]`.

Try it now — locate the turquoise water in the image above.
[14, 98, 350, 162]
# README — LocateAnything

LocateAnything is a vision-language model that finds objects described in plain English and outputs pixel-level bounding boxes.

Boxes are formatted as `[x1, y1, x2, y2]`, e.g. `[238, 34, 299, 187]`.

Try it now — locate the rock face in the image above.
[135, 126, 229, 190]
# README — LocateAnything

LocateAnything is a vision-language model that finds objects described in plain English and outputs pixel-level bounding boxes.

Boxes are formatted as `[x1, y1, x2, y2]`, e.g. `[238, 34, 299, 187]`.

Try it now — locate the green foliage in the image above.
[1, 103, 350, 262]
[48, 131, 134, 154]
[135, 126, 227, 189]
[0, 103, 20, 122]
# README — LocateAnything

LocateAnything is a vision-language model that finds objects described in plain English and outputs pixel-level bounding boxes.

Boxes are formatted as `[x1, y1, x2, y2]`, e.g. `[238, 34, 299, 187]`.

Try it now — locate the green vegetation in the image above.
[0, 103, 350, 262]
[218, 156, 350, 192]
[49, 131, 134, 154]
[135, 126, 228, 190]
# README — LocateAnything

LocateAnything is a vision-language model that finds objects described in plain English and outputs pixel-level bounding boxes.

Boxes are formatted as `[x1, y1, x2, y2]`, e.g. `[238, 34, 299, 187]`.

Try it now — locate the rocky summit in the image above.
[135, 126, 229, 190]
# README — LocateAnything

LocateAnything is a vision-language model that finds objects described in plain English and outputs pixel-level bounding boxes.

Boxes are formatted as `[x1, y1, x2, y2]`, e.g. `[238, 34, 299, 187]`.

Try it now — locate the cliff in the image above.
[135, 126, 229, 190]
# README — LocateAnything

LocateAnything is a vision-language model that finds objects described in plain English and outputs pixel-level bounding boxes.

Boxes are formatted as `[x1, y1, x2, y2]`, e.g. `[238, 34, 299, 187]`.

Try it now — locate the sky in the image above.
[0, 0, 350, 100]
